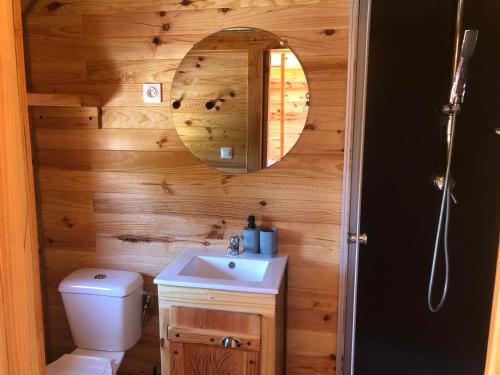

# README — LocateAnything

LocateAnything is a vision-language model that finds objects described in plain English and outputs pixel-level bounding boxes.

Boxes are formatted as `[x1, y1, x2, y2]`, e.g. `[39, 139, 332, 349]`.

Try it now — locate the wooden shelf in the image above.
[27, 92, 102, 108]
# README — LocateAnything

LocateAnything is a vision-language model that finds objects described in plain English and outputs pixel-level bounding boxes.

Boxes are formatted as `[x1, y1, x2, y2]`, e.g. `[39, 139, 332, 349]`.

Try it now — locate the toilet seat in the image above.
[47, 354, 112, 375]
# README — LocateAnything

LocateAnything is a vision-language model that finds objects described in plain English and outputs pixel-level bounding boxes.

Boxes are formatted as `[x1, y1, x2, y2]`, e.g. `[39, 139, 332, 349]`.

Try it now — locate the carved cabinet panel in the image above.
[167, 307, 261, 375]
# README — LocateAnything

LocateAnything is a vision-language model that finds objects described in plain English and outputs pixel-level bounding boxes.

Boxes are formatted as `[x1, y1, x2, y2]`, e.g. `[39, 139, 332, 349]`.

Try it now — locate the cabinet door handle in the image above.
[221, 336, 243, 348]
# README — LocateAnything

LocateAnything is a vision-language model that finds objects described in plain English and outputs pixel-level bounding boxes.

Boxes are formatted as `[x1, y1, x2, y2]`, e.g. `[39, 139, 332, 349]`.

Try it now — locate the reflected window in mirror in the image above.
[264, 50, 309, 168]
[170, 28, 309, 174]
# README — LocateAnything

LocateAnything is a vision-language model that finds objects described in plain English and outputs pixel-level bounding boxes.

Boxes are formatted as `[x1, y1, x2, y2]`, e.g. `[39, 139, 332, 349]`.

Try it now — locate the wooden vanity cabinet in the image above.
[168, 306, 260, 374]
[158, 281, 285, 375]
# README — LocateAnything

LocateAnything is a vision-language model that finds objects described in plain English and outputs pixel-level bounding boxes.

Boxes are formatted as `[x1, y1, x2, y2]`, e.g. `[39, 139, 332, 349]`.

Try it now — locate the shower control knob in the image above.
[347, 232, 368, 245]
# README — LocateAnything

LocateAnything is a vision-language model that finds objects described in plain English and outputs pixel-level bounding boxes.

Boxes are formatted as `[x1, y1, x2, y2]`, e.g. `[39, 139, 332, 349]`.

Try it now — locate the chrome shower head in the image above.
[460, 29, 478, 59]
[450, 29, 479, 105]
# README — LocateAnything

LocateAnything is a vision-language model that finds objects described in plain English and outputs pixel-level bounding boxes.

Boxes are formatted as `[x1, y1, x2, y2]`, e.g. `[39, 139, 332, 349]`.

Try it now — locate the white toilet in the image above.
[47, 268, 144, 375]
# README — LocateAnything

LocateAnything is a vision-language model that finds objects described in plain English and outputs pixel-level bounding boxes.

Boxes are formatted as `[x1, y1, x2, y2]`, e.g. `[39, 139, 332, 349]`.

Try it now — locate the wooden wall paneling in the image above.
[27, 92, 102, 107]
[79, 6, 349, 37]
[36, 149, 344, 177]
[24, 1, 351, 373]
[37, 170, 342, 200]
[29, 0, 350, 16]
[92, 193, 340, 224]
[0, 0, 45, 373]
[33, 107, 99, 129]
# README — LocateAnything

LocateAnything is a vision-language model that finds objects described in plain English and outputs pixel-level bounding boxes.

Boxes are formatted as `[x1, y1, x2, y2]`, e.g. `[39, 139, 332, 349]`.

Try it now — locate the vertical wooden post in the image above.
[0, 0, 46, 374]
[485, 240, 500, 375]
[279, 52, 286, 159]
[247, 49, 264, 172]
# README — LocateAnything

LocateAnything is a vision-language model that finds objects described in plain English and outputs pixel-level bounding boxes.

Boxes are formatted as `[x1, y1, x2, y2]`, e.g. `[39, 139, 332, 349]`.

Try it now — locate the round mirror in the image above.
[170, 28, 309, 173]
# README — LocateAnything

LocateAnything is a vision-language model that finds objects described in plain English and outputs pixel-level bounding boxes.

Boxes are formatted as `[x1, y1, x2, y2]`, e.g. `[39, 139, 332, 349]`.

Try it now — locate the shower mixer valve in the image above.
[441, 104, 460, 115]
[433, 176, 458, 204]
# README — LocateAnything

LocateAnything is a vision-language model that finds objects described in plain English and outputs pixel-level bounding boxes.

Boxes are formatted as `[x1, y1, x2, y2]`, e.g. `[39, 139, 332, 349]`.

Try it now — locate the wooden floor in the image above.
[24, 0, 351, 373]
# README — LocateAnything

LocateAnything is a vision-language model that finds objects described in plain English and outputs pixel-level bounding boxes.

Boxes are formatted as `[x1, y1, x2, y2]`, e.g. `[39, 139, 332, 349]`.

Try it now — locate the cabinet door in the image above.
[171, 342, 259, 375]
[168, 307, 261, 375]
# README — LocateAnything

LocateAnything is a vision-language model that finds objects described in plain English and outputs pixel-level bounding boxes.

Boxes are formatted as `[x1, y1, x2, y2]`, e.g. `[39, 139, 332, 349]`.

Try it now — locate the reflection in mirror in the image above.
[171, 28, 309, 173]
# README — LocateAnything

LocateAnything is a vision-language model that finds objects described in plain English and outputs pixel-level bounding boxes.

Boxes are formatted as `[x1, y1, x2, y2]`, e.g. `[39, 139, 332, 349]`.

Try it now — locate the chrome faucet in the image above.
[227, 235, 240, 257]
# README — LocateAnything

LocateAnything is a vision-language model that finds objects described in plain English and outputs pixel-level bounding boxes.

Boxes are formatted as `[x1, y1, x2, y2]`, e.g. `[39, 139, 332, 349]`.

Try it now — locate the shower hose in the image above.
[427, 113, 457, 312]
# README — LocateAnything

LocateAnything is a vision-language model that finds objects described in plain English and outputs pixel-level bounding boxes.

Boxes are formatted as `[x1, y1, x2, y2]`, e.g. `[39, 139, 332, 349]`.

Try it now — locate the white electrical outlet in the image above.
[143, 83, 162, 103]
[220, 147, 233, 159]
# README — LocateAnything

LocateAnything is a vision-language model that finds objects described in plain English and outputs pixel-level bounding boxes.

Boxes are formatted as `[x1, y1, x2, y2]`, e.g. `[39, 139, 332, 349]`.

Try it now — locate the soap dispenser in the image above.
[243, 215, 260, 255]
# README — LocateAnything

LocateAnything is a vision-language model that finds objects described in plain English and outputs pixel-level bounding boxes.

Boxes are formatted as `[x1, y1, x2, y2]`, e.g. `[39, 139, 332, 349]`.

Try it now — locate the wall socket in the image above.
[220, 147, 233, 159]
[143, 83, 162, 103]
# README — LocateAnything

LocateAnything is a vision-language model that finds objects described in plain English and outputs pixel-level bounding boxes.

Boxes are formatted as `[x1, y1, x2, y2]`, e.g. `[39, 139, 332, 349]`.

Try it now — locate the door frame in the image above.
[0, 0, 46, 373]
[336, 0, 372, 374]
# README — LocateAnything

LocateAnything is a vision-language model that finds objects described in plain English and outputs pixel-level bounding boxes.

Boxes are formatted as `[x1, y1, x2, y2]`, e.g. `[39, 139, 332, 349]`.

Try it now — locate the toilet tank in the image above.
[59, 268, 143, 352]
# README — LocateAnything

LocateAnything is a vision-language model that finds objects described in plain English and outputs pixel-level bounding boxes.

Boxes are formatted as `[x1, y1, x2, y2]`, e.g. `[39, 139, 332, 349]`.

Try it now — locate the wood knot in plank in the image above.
[156, 137, 168, 147]
[160, 180, 173, 194]
[324, 29, 336, 36]
[330, 354, 336, 361]
[159, 11, 166, 17]
[152, 36, 163, 46]
[221, 175, 232, 185]
[218, 7, 233, 14]
[162, 23, 170, 31]
[160, 338, 165, 348]
[47, 2, 63, 11]
[323, 314, 332, 321]
[259, 200, 267, 207]
[304, 124, 315, 130]
[61, 216, 74, 229]
[180, 0, 192, 6]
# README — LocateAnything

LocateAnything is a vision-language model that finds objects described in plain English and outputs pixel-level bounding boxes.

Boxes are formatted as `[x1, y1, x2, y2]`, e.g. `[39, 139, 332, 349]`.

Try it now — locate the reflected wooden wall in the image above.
[24, 0, 350, 373]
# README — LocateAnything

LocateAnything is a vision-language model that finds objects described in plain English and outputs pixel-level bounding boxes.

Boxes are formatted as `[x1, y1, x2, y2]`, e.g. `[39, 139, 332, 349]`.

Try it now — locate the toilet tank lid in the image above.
[58, 268, 143, 297]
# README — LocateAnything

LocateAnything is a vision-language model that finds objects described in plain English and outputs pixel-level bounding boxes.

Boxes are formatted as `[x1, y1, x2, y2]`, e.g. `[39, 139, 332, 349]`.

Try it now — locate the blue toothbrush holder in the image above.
[259, 227, 278, 257]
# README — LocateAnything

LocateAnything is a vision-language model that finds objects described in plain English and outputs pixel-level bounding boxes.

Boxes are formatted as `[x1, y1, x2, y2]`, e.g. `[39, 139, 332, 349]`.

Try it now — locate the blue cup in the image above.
[259, 227, 278, 257]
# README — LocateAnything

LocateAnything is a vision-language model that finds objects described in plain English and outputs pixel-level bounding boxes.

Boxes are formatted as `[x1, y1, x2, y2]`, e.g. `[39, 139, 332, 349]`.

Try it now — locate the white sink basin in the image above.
[179, 255, 269, 282]
[154, 248, 288, 294]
